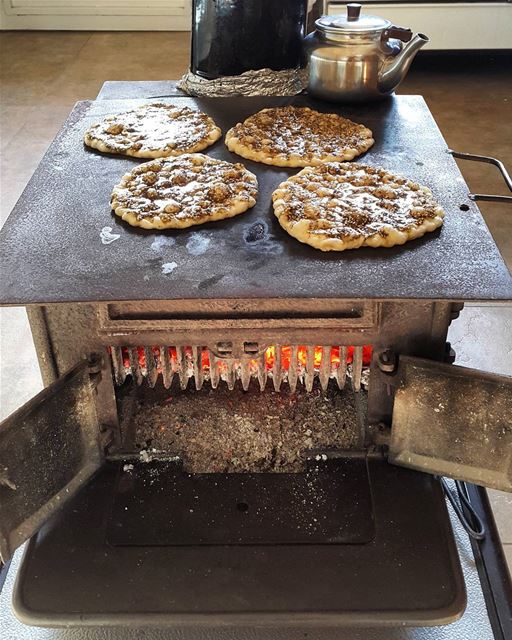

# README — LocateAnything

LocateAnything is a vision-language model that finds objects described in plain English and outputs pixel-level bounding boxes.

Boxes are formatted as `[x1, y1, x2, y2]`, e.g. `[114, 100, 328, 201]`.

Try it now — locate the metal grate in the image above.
[109, 345, 371, 393]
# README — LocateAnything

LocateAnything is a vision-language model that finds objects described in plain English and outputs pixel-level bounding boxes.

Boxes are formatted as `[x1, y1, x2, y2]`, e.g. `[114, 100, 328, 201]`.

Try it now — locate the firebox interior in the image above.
[108, 375, 373, 546]
[115, 376, 367, 473]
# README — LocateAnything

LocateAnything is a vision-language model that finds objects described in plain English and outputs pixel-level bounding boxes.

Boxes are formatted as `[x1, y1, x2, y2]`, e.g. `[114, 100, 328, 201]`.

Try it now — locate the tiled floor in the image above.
[0, 33, 511, 569]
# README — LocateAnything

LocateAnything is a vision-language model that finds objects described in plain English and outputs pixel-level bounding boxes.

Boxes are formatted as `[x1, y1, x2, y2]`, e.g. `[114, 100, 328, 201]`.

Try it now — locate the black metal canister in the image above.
[191, 0, 308, 79]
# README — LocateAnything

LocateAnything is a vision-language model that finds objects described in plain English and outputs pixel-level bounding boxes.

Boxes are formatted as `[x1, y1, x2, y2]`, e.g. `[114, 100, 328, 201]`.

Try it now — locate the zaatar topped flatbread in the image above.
[111, 153, 258, 230]
[85, 102, 221, 158]
[272, 162, 445, 251]
[225, 106, 374, 167]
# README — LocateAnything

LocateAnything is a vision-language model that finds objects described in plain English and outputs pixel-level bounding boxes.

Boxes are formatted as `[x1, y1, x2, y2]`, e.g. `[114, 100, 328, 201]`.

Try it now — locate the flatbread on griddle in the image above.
[111, 153, 258, 230]
[225, 106, 374, 167]
[85, 102, 221, 158]
[272, 162, 444, 251]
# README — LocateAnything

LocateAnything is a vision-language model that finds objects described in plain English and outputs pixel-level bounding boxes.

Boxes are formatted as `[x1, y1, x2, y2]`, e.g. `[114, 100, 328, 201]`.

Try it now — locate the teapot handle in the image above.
[383, 26, 413, 43]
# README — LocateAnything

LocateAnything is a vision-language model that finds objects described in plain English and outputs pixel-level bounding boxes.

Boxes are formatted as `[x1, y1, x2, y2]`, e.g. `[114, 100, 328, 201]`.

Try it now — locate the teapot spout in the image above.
[379, 33, 429, 94]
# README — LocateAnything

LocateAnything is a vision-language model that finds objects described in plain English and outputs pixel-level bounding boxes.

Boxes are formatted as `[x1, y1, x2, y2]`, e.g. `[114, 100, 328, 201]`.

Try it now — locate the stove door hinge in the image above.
[99, 425, 115, 451]
[367, 422, 391, 449]
[87, 352, 120, 454]
[87, 352, 103, 383]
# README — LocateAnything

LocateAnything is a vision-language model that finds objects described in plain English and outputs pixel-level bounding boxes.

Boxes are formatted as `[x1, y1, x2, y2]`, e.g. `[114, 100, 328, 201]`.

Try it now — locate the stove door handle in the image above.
[448, 149, 512, 204]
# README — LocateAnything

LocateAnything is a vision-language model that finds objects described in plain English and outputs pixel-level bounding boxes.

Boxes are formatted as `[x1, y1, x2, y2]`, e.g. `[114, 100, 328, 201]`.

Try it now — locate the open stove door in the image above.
[388, 356, 512, 492]
[0, 361, 103, 562]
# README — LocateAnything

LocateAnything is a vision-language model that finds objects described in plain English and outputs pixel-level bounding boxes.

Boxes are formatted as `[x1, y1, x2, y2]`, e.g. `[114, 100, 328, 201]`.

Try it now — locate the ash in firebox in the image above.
[126, 380, 364, 473]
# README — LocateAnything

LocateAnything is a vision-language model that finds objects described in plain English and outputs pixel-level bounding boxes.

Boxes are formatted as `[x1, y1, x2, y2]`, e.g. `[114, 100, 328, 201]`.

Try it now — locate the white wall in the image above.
[330, 3, 512, 50]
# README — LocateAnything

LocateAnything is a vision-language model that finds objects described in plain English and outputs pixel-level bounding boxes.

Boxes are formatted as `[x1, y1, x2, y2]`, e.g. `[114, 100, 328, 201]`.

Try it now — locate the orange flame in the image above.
[263, 345, 372, 370]
[118, 345, 373, 374]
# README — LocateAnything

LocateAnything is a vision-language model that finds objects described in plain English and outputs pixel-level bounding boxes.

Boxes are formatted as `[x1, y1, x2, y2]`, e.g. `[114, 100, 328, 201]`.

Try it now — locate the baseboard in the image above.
[0, 0, 191, 30]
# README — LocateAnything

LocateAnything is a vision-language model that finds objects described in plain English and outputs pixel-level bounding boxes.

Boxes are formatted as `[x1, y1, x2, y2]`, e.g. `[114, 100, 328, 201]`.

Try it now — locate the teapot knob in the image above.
[347, 3, 362, 21]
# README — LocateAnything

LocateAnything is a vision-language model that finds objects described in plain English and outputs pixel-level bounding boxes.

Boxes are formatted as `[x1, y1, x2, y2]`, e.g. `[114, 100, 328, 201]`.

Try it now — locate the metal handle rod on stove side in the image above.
[448, 149, 512, 204]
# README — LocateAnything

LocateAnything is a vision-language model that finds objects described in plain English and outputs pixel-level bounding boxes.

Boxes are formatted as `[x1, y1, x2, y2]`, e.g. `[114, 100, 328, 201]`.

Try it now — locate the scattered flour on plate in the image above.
[186, 232, 211, 256]
[151, 236, 176, 252]
[161, 261, 178, 275]
[100, 226, 120, 245]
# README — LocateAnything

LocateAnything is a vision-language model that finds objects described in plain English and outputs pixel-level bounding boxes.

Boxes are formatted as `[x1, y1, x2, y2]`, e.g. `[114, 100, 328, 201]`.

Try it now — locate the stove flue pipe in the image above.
[179, 1, 325, 97]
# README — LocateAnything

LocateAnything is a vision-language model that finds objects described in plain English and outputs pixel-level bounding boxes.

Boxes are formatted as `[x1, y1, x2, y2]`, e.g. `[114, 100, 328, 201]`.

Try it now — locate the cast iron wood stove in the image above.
[0, 93, 511, 629]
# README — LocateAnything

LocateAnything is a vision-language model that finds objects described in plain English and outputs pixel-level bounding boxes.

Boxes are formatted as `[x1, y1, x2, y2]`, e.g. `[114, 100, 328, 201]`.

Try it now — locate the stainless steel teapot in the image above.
[304, 3, 429, 102]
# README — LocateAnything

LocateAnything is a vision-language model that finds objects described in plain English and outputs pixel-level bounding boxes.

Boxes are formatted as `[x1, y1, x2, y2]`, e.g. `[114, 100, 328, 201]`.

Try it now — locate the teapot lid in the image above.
[316, 3, 390, 35]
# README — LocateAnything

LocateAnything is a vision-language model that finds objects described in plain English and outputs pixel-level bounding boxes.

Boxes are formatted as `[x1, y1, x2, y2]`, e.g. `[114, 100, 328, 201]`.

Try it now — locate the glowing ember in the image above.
[263, 345, 372, 370]
[117, 344, 372, 376]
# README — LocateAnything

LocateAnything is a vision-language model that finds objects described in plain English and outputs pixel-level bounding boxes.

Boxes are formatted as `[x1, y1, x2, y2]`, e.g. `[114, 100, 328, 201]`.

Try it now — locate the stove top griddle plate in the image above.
[1, 95, 510, 304]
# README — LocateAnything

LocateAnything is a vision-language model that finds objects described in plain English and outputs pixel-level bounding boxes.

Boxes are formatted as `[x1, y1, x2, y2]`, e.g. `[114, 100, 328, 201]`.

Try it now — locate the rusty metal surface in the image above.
[0, 361, 103, 562]
[1, 95, 510, 305]
[389, 356, 512, 491]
